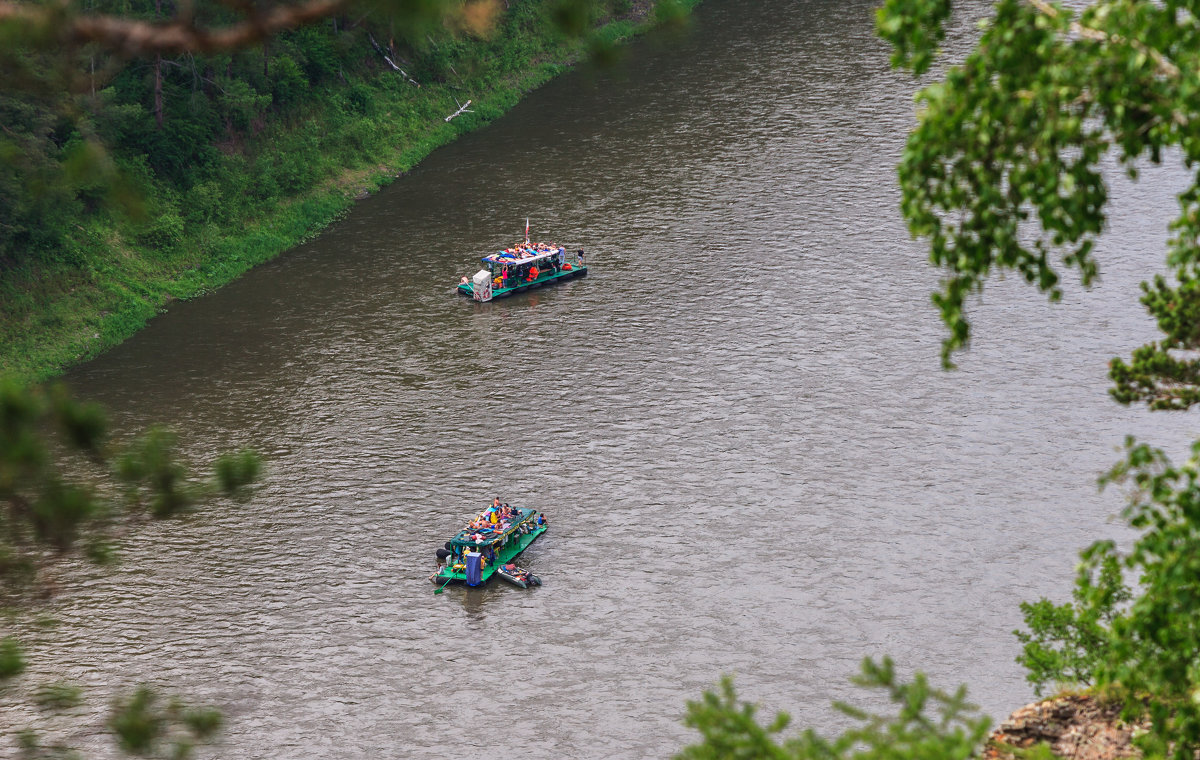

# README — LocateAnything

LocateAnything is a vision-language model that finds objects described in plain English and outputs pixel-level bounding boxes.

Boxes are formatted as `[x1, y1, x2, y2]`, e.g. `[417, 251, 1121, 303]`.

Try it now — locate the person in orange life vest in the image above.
[527, 265, 539, 282]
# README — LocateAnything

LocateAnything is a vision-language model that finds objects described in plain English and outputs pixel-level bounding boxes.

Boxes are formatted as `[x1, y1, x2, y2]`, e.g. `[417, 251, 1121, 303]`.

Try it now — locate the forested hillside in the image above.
[0, 0, 670, 380]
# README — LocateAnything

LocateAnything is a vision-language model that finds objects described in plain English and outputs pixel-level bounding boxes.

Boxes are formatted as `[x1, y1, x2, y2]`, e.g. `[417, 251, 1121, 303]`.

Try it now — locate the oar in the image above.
[434, 575, 453, 595]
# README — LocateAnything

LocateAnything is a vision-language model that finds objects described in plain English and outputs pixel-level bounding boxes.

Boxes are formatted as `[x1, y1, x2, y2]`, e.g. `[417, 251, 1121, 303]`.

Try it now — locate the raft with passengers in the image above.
[432, 500, 547, 591]
[457, 229, 587, 302]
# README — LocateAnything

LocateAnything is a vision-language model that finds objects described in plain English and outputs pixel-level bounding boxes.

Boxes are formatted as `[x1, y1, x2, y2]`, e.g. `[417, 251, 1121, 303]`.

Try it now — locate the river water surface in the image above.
[11, 0, 1200, 756]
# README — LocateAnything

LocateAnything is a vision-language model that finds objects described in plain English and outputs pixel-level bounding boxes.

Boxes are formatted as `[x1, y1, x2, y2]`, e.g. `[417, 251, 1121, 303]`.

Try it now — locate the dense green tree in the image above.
[678, 0, 1200, 757]
[0, 95, 89, 266]
[0, 0, 659, 270]
[1012, 551, 1130, 696]
[872, 0, 1200, 757]
[876, 0, 1200, 400]
[1006, 436, 1200, 756]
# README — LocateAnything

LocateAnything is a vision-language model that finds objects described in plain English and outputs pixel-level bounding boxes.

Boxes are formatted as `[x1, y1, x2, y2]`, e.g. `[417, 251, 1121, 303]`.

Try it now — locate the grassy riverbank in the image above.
[0, 0, 692, 383]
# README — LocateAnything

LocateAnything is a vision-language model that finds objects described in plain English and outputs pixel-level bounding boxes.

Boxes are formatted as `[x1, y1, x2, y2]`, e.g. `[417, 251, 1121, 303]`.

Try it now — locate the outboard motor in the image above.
[471, 270, 493, 302]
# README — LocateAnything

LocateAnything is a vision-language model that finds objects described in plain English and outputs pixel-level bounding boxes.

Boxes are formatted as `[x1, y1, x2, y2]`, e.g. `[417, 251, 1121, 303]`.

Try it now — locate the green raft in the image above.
[456, 243, 587, 302]
[431, 506, 547, 588]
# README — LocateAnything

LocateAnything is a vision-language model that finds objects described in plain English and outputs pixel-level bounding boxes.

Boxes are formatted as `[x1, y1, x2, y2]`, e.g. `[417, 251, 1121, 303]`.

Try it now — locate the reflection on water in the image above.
[6, 0, 1195, 757]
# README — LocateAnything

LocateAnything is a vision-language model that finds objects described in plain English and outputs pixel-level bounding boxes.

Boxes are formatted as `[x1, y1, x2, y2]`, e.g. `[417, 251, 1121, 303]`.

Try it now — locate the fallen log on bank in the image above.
[367, 33, 419, 86]
[444, 98, 473, 122]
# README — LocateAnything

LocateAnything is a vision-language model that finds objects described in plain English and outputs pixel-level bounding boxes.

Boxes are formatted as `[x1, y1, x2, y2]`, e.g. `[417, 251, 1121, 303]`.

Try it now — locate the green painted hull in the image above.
[432, 522, 547, 586]
[457, 265, 587, 300]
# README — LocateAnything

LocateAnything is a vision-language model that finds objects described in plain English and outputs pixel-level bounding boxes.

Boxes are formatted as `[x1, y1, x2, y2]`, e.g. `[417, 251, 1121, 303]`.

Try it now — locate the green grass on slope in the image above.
[1, 3, 697, 382]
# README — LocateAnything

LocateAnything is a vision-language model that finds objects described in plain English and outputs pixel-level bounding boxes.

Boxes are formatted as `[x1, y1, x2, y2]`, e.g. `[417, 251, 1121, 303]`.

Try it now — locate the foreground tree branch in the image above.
[0, 0, 351, 56]
[1025, 0, 1181, 80]
[877, 0, 1200, 371]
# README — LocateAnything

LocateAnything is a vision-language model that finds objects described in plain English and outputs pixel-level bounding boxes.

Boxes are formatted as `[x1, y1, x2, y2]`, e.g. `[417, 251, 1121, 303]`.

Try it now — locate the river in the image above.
[10, 0, 1198, 756]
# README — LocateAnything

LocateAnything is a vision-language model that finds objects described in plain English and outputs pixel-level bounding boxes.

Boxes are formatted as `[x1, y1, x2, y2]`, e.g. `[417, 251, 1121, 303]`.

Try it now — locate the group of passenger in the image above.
[460, 497, 546, 544]
[432, 498, 548, 583]
[465, 497, 513, 528]
[493, 242, 560, 261]
[485, 244, 564, 287]
[460, 243, 587, 293]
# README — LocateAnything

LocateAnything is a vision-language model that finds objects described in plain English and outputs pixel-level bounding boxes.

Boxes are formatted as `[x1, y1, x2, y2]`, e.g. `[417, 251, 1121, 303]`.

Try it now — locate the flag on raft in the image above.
[524, 218, 530, 244]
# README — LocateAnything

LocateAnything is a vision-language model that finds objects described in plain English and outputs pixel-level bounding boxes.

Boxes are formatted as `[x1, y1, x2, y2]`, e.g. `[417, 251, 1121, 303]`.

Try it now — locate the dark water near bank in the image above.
[9, 0, 1199, 756]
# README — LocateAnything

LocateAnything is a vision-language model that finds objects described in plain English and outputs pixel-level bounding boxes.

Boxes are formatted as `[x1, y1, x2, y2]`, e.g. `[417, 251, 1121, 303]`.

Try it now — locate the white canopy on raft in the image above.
[482, 247, 564, 266]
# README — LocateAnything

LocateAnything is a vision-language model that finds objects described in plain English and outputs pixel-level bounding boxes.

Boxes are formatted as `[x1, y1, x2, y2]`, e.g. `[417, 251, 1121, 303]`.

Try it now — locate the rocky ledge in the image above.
[983, 694, 1147, 760]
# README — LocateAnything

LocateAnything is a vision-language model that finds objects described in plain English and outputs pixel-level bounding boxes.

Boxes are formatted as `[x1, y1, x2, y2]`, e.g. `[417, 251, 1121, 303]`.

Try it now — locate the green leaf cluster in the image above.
[877, 1, 1200, 744]
[1094, 439, 1200, 758]
[676, 658, 991, 760]
[1109, 272, 1200, 409]
[1006, 437, 1200, 759]
[0, 378, 259, 600]
[0, 377, 258, 758]
[863, 4, 1200, 758]
[877, 0, 1200, 377]
[1014, 551, 1129, 695]
[109, 686, 222, 760]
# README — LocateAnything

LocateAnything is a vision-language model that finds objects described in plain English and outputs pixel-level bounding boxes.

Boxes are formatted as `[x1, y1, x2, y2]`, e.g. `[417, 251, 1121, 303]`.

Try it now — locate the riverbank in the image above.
[984, 694, 1146, 759]
[0, 0, 694, 383]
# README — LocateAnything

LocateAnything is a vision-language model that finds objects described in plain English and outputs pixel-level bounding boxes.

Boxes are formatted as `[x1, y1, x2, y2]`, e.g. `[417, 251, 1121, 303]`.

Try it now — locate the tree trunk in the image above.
[154, 0, 163, 128]
[154, 53, 163, 128]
